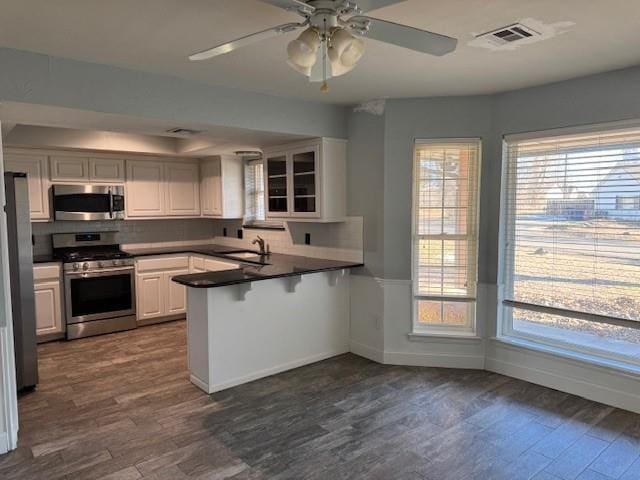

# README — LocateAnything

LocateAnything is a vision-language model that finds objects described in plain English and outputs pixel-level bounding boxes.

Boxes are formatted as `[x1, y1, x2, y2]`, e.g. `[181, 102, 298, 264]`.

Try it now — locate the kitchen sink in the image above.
[227, 252, 261, 259]
[220, 250, 270, 264]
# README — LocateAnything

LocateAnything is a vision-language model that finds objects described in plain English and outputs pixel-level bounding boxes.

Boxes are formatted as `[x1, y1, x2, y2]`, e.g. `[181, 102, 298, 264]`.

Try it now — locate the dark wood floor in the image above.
[1, 321, 640, 479]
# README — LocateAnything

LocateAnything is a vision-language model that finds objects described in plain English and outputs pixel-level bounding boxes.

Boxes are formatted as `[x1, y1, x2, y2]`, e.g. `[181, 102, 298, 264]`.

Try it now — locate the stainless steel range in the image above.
[53, 232, 137, 340]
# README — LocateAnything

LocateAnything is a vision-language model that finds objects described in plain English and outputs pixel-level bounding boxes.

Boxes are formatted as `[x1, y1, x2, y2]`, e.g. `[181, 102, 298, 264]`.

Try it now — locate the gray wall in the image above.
[0, 48, 349, 139]
[348, 64, 640, 284]
[347, 112, 385, 277]
[383, 96, 494, 281]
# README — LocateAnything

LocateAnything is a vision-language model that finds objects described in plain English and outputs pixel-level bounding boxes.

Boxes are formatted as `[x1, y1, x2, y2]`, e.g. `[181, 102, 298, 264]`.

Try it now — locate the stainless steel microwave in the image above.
[52, 185, 125, 221]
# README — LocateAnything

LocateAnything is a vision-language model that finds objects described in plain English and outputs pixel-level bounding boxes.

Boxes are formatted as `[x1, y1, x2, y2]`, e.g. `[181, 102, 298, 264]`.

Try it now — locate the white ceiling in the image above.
[0, 0, 639, 105]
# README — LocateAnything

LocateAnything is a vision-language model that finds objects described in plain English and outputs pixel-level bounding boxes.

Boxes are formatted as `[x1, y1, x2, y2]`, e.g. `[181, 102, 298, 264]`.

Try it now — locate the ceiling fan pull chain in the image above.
[321, 18, 329, 93]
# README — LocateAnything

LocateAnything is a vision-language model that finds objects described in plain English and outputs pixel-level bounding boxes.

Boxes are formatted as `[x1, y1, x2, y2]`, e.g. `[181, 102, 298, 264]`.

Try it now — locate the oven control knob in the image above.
[97, 261, 103, 268]
[112, 260, 120, 266]
[72, 263, 79, 271]
[82, 262, 89, 271]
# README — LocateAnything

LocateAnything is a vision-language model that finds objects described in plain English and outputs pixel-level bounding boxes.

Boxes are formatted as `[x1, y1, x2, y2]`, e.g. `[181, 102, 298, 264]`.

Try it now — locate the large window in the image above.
[412, 140, 480, 335]
[501, 125, 640, 362]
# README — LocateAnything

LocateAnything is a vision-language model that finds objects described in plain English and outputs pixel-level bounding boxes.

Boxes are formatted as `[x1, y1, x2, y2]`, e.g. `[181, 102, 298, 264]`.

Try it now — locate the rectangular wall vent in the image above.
[165, 127, 203, 136]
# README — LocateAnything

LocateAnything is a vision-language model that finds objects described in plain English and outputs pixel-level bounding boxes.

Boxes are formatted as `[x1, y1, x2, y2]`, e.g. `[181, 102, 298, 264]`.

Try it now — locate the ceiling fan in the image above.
[189, 0, 457, 92]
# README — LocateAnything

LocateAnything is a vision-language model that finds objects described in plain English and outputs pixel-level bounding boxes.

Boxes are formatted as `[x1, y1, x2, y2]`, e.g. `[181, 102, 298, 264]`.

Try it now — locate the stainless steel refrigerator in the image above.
[4, 172, 38, 390]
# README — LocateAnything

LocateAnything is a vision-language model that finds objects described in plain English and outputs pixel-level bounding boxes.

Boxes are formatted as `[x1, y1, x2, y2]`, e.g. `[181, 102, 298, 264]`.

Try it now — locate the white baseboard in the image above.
[189, 374, 210, 393]
[486, 339, 640, 414]
[349, 340, 384, 363]
[384, 350, 485, 369]
[0, 432, 8, 455]
[349, 341, 485, 369]
[196, 348, 350, 394]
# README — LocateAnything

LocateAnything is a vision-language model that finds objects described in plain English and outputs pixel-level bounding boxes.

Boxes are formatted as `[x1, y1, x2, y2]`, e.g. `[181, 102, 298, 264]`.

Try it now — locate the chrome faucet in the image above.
[252, 235, 269, 255]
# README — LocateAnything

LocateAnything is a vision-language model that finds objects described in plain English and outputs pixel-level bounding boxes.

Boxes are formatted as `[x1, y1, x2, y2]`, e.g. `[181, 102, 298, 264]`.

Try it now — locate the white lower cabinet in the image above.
[135, 256, 192, 322]
[165, 269, 189, 315]
[137, 272, 165, 321]
[136, 254, 239, 322]
[33, 263, 64, 340]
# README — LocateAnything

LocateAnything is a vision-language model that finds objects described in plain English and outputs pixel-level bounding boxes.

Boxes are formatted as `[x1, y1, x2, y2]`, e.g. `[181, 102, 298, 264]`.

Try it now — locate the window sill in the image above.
[408, 331, 483, 343]
[242, 223, 286, 231]
[491, 335, 640, 377]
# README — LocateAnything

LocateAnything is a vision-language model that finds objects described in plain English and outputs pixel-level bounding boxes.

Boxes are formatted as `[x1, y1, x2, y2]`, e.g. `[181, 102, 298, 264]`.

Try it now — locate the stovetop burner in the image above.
[54, 246, 132, 263]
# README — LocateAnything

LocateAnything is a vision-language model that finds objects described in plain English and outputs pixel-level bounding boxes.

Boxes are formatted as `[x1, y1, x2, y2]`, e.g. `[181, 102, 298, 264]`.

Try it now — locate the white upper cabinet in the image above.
[89, 158, 124, 182]
[126, 160, 165, 217]
[126, 160, 201, 218]
[50, 155, 124, 183]
[200, 158, 222, 216]
[263, 138, 347, 222]
[50, 155, 89, 182]
[165, 163, 200, 216]
[3, 152, 50, 221]
[200, 156, 244, 219]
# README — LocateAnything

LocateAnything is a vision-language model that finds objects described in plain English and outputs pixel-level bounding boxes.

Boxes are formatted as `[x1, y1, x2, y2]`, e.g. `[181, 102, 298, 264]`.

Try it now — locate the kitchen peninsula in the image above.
[172, 253, 362, 393]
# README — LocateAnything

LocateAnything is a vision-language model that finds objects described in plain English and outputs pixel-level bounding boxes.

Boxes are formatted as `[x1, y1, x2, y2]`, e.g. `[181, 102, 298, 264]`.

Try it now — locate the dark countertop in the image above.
[123, 244, 245, 258]
[33, 255, 59, 264]
[171, 252, 364, 289]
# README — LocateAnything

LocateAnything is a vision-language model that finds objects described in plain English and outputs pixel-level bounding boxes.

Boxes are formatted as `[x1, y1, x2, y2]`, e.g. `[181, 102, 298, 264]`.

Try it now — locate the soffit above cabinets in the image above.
[0, 102, 312, 156]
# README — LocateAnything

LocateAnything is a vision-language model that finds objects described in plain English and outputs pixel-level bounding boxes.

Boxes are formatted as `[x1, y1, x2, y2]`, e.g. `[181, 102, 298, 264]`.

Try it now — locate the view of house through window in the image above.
[412, 140, 480, 334]
[502, 126, 640, 361]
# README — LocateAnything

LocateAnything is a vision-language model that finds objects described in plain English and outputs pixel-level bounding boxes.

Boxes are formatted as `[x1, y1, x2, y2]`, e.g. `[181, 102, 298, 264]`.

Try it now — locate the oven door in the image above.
[64, 268, 136, 324]
[53, 185, 125, 221]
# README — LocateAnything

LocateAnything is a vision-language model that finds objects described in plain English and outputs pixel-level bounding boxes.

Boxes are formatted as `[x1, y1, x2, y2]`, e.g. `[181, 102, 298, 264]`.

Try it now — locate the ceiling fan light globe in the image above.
[286, 28, 320, 67]
[286, 58, 312, 77]
[340, 36, 365, 66]
[327, 49, 355, 77]
[330, 28, 365, 68]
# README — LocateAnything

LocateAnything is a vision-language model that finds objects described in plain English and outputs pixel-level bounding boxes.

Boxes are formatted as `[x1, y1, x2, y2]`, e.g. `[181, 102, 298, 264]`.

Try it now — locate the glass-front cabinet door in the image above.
[291, 146, 319, 217]
[265, 154, 289, 216]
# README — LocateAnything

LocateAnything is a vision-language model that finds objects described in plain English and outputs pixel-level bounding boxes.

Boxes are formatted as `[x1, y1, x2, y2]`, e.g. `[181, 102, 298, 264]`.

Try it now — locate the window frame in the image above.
[497, 123, 640, 366]
[411, 138, 482, 336]
[616, 195, 640, 210]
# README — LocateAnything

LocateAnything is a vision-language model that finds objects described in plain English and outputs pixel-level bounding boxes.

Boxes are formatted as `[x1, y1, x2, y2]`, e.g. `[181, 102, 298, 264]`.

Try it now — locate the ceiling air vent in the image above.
[165, 127, 203, 136]
[469, 18, 574, 51]
[475, 23, 539, 48]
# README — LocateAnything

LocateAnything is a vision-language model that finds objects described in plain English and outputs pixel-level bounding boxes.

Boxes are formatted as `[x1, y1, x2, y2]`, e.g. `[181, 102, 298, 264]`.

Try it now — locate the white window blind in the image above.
[412, 140, 480, 333]
[244, 159, 265, 223]
[503, 126, 640, 337]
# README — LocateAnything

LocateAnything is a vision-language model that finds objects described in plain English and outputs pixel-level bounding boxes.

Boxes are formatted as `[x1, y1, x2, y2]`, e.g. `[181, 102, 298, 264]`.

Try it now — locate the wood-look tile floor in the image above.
[2, 321, 640, 480]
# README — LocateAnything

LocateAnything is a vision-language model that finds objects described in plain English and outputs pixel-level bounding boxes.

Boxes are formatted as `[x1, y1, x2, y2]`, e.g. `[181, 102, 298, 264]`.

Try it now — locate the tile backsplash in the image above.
[32, 219, 227, 256]
[214, 217, 364, 263]
[32, 217, 364, 264]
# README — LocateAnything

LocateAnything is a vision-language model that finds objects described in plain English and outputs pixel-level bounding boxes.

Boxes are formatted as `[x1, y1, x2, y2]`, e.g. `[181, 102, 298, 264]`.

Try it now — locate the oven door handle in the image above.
[65, 267, 134, 278]
[108, 189, 114, 219]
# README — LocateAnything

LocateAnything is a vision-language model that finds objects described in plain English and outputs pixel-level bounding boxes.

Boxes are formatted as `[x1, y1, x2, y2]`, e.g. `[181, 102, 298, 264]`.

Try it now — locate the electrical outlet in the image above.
[373, 314, 382, 331]
[305, 233, 311, 245]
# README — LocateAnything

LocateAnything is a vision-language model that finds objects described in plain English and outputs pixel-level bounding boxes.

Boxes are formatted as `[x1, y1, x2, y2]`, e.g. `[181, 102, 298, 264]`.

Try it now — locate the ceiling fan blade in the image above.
[354, 0, 408, 14]
[258, 0, 315, 15]
[352, 16, 457, 56]
[189, 23, 302, 61]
